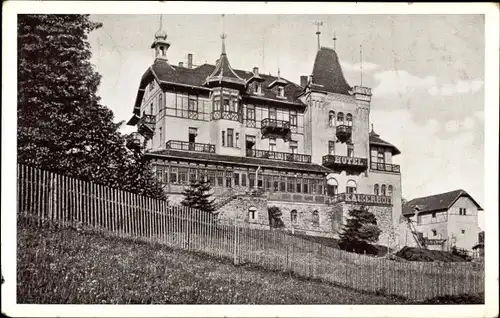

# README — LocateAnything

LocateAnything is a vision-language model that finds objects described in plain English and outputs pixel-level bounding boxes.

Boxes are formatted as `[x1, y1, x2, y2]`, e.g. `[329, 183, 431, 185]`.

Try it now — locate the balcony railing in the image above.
[336, 125, 352, 143]
[166, 140, 216, 153]
[322, 154, 368, 171]
[370, 162, 401, 173]
[328, 192, 393, 207]
[211, 110, 243, 123]
[138, 114, 155, 126]
[246, 149, 311, 163]
[126, 132, 143, 150]
[137, 114, 156, 139]
[261, 118, 291, 140]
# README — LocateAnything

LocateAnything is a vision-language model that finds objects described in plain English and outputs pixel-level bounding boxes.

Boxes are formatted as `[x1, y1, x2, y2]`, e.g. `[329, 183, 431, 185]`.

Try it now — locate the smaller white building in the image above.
[400, 189, 483, 252]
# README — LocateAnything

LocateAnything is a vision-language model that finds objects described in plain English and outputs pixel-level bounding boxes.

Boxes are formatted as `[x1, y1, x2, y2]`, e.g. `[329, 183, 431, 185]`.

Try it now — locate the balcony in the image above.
[166, 140, 216, 153]
[336, 125, 352, 143]
[370, 162, 401, 173]
[261, 118, 291, 140]
[322, 155, 368, 172]
[211, 110, 243, 123]
[137, 114, 155, 139]
[246, 149, 311, 163]
[126, 132, 143, 151]
[328, 193, 393, 207]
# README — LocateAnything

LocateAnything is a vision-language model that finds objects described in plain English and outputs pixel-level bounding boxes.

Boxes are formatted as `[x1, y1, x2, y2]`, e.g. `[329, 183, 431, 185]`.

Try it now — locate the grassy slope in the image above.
[17, 222, 409, 304]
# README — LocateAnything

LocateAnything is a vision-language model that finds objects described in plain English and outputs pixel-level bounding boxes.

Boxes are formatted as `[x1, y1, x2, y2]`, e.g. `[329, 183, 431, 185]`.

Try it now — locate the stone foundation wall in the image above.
[217, 195, 269, 229]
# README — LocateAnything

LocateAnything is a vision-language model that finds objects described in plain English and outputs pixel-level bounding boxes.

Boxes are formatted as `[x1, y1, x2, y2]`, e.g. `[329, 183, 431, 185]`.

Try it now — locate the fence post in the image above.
[233, 220, 238, 265]
[48, 173, 57, 222]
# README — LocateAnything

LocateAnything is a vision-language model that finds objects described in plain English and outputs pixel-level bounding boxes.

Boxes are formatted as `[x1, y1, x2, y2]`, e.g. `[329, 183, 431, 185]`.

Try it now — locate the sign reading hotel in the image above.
[329, 193, 393, 207]
[332, 155, 367, 167]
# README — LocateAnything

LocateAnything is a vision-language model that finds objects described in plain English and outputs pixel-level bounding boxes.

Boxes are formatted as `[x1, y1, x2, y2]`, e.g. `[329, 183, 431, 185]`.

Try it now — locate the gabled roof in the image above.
[130, 60, 305, 116]
[402, 189, 483, 216]
[369, 128, 401, 155]
[146, 149, 332, 174]
[311, 47, 352, 96]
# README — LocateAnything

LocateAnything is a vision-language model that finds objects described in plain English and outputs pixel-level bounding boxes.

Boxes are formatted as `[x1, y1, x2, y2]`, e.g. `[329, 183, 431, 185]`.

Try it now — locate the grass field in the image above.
[17, 221, 415, 304]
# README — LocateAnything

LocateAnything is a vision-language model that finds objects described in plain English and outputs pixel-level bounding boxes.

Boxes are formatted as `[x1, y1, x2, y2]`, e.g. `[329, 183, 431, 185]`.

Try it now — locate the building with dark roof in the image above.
[401, 189, 483, 251]
[127, 19, 403, 247]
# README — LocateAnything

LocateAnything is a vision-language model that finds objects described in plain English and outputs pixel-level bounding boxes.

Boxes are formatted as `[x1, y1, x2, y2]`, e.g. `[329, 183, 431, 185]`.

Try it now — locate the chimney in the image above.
[187, 54, 193, 69]
[300, 75, 308, 88]
[179, 62, 184, 67]
[253, 66, 259, 76]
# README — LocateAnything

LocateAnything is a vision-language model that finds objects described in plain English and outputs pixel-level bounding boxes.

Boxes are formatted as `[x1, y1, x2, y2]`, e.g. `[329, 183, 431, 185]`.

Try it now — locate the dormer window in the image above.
[277, 86, 285, 98]
[254, 82, 262, 94]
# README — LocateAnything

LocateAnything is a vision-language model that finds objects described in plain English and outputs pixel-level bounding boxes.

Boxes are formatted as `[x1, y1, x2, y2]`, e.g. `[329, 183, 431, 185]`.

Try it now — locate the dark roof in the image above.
[204, 50, 245, 86]
[402, 189, 483, 216]
[311, 47, 352, 96]
[369, 133, 401, 156]
[145, 149, 332, 174]
[130, 59, 306, 116]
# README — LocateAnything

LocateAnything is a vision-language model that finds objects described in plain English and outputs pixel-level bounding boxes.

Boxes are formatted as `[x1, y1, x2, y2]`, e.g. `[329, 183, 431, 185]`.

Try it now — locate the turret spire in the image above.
[314, 21, 323, 51]
[221, 14, 226, 55]
[151, 14, 170, 61]
[333, 30, 337, 50]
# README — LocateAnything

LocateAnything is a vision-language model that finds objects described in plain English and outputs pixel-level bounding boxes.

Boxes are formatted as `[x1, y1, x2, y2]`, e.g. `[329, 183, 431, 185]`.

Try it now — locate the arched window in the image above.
[381, 185, 387, 196]
[248, 206, 257, 220]
[312, 210, 320, 227]
[374, 184, 379, 195]
[291, 210, 298, 224]
[388, 185, 393, 196]
[326, 177, 338, 196]
[337, 112, 344, 125]
[346, 113, 353, 127]
[329, 111, 335, 127]
[346, 180, 357, 194]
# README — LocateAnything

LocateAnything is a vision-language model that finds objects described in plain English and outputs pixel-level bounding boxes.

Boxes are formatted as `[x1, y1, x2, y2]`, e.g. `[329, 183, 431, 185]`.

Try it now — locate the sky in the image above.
[87, 14, 485, 229]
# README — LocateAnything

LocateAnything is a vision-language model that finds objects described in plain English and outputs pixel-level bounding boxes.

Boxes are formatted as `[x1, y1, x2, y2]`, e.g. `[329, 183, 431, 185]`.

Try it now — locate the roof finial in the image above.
[221, 14, 226, 54]
[314, 21, 323, 51]
[154, 14, 167, 40]
[360, 44, 363, 86]
[333, 30, 337, 50]
[371, 123, 374, 132]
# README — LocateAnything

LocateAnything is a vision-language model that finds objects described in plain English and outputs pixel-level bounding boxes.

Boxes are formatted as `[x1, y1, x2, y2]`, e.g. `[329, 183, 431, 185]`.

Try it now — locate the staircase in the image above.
[212, 188, 266, 211]
[405, 216, 427, 249]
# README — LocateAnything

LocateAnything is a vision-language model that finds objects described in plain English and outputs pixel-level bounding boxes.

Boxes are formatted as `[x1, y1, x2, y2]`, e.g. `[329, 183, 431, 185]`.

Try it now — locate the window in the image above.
[291, 210, 298, 224]
[432, 229, 437, 237]
[223, 98, 230, 112]
[230, 99, 237, 112]
[241, 173, 247, 187]
[269, 138, 276, 151]
[328, 141, 335, 155]
[346, 113, 353, 127]
[213, 97, 221, 111]
[312, 210, 320, 227]
[329, 111, 335, 127]
[221, 130, 225, 147]
[179, 168, 188, 185]
[168, 167, 177, 184]
[289, 140, 298, 154]
[207, 170, 215, 185]
[150, 103, 154, 115]
[310, 179, 317, 194]
[249, 174, 255, 188]
[273, 176, 279, 192]
[269, 107, 277, 120]
[381, 184, 386, 196]
[188, 127, 197, 144]
[326, 178, 338, 196]
[247, 105, 256, 120]
[159, 127, 163, 144]
[189, 168, 197, 184]
[459, 208, 467, 215]
[303, 179, 309, 194]
[277, 86, 285, 97]
[280, 176, 286, 192]
[225, 172, 232, 188]
[248, 207, 257, 220]
[158, 94, 163, 114]
[227, 129, 234, 147]
[378, 149, 385, 163]
[374, 184, 379, 195]
[217, 171, 224, 187]
[254, 82, 261, 94]
[461, 229, 465, 234]
[296, 179, 302, 193]
[337, 112, 344, 125]
[264, 175, 272, 190]
[289, 110, 297, 128]
[235, 133, 240, 148]
[347, 143, 354, 157]
[432, 212, 436, 218]
[346, 180, 357, 194]
[388, 185, 393, 196]
[188, 97, 198, 119]
[287, 177, 295, 193]
[234, 173, 240, 186]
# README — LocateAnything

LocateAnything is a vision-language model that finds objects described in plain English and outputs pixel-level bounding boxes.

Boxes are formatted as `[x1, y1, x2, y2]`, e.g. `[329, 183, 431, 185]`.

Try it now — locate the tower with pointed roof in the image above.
[151, 15, 170, 61]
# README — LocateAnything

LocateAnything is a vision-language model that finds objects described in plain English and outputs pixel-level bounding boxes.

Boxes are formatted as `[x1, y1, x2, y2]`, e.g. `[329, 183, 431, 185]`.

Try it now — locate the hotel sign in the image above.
[322, 155, 368, 170]
[328, 193, 393, 207]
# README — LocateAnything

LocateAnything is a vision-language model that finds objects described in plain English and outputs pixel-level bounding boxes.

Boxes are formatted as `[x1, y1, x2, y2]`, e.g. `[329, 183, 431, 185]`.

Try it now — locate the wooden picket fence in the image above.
[16, 164, 484, 301]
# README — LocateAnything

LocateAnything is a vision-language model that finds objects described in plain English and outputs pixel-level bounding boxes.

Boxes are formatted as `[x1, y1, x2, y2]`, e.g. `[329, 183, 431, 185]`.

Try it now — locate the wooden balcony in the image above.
[137, 114, 155, 139]
[261, 118, 291, 140]
[322, 154, 368, 172]
[328, 193, 393, 207]
[246, 149, 311, 163]
[211, 110, 243, 123]
[370, 162, 401, 173]
[166, 140, 215, 153]
[336, 125, 352, 143]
